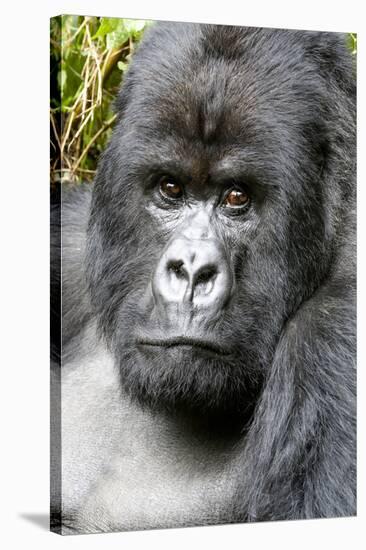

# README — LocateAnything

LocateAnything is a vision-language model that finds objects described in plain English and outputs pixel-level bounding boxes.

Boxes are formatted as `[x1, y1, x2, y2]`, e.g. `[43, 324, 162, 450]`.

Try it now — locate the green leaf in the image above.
[106, 26, 129, 49]
[95, 17, 120, 38]
[347, 33, 357, 55]
[124, 19, 148, 34]
[117, 61, 128, 72]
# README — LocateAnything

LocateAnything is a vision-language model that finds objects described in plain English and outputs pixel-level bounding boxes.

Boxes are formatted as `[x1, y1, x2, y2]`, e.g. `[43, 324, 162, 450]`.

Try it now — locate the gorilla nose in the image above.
[152, 236, 232, 310]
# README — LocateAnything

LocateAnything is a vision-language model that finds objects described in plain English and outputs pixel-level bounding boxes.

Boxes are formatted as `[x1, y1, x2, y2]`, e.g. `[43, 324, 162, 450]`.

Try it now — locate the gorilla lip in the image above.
[136, 336, 229, 356]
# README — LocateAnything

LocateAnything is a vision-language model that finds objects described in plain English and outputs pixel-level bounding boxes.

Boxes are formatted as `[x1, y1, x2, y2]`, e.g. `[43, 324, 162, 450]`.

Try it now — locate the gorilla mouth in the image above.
[136, 336, 229, 356]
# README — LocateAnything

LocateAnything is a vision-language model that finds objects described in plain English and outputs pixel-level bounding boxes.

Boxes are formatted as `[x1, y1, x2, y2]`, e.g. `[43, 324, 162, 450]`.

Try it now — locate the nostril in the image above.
[154, 240, 231, 308]
[194, 265, 217, 286]
[167, 260, 187, 279]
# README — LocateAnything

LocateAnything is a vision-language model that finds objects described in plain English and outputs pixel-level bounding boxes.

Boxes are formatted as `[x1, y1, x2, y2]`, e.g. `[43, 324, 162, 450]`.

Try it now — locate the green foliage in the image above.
[95, 17, 147, 48]
[347, 33, 357, 55]
[50, 15, 150, 183]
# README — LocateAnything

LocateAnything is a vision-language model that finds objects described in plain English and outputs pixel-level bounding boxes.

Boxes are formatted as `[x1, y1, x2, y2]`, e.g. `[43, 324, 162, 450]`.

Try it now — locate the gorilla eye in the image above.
[223, 188, 250, 208]
[159, 178, 183, 200]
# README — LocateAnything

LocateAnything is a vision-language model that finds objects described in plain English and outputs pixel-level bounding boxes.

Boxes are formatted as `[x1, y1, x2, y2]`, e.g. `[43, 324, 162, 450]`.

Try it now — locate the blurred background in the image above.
[50, 16, 356, 186]
[50, 15, 151, 185]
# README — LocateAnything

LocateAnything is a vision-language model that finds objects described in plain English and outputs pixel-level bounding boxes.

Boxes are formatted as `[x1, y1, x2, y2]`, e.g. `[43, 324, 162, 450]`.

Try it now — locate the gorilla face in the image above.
[86, 25, 340, 417]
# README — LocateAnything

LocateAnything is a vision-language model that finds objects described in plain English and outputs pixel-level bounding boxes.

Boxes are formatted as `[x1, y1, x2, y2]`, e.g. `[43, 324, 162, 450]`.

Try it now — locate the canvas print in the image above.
[50, 16, 357, 535]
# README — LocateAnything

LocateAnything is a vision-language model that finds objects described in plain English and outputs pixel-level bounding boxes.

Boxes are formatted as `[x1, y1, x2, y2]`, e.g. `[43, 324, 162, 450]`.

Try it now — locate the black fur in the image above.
[54, 23, 356, 527]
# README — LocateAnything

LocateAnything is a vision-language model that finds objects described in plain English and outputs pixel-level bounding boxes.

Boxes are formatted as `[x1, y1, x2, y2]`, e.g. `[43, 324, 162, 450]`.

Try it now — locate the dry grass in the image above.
[50, 15, 149, 184]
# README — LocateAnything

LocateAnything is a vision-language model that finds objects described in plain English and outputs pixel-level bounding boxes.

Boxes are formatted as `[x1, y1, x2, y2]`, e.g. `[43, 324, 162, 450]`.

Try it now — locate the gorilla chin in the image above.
[117, 331, 263, 419]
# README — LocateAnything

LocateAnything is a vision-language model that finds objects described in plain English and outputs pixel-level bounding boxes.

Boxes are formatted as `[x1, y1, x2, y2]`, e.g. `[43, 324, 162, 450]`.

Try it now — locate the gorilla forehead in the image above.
[115, 24, 328, 185]
[125, 28, 323, 117]
[125, 51, 260, 145]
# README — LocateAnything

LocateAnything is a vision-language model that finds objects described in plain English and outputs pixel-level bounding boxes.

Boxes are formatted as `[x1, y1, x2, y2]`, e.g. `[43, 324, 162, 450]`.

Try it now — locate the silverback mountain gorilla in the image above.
[51, 23, 356, 534]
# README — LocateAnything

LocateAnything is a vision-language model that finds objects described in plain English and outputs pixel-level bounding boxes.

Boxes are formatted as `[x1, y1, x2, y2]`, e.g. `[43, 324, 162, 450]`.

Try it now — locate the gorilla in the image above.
[50, 22, 356, 534]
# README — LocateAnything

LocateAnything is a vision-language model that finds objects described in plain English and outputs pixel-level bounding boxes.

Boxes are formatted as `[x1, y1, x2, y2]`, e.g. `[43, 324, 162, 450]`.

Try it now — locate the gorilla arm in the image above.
[236, 215, 356, 521]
